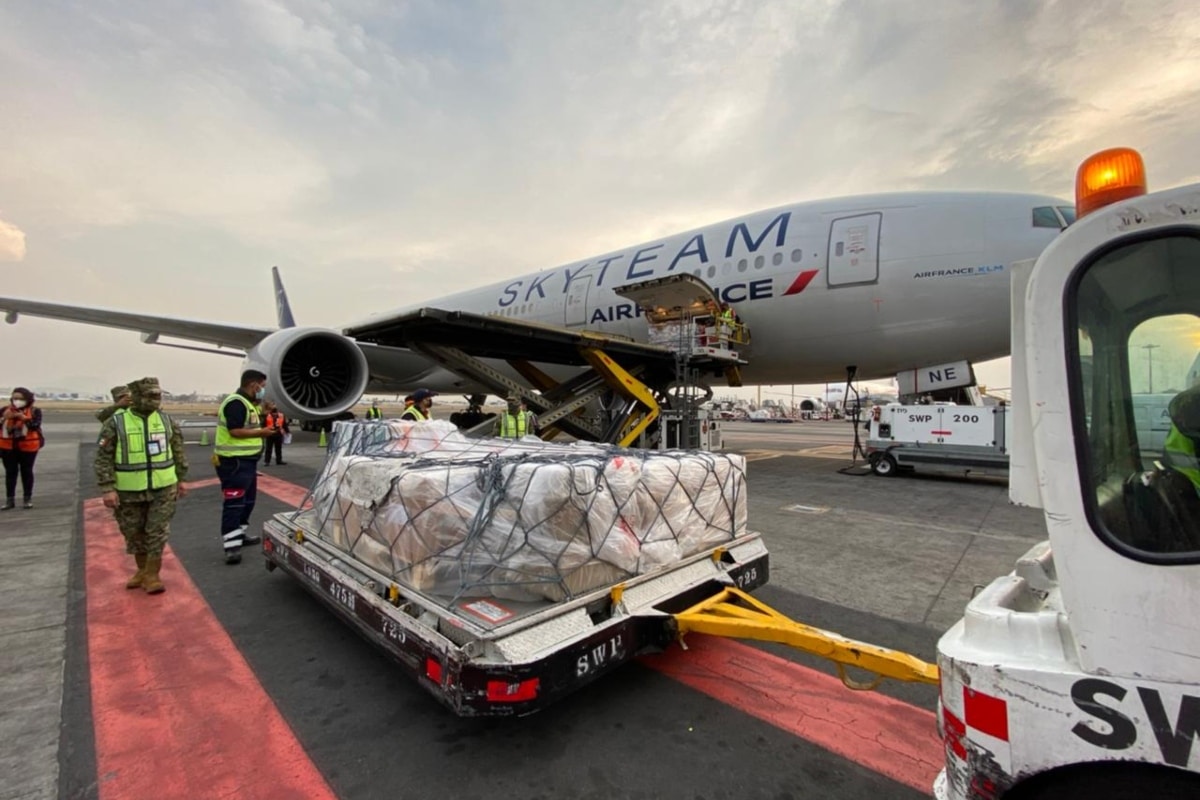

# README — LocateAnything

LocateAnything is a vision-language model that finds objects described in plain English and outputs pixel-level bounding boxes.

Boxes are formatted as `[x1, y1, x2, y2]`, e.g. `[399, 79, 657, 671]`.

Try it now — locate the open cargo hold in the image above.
[263, 420, 769, 715]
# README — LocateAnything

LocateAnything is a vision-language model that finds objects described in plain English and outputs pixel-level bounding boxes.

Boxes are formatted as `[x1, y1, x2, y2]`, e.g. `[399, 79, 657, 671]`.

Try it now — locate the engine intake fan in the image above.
[243, 327, 369, 420]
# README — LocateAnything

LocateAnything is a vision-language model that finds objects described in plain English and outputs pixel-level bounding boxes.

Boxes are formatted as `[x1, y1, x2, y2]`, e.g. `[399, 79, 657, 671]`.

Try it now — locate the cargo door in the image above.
[613, 273, 719, 320]
[827, 212, 881, 286]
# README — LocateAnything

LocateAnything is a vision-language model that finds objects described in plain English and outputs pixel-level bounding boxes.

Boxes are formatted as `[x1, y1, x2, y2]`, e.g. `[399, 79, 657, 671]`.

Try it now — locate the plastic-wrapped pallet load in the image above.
[309, 420, 747, 603]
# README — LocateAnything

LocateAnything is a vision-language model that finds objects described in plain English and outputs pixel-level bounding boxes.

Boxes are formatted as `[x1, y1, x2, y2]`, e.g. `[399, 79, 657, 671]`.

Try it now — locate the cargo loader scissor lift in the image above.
[344, 304, 745, 447]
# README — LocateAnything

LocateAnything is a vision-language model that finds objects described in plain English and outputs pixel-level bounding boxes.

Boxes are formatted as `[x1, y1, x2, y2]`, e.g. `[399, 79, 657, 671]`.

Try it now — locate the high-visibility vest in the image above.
[112, 409, 178, 492]
[264, 412, 285, 431]
[497, 412, 528, 438]
[365, 407, 382, 420]
[1163, 424, 1200, 492]
[215, 393, 263, 457]
[400, 405, 428, 422]
[720, 308, 735, 322]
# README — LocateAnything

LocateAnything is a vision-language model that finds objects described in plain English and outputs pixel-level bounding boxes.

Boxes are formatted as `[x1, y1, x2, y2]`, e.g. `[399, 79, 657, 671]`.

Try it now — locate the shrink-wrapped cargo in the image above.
[308, 420, 746, 603]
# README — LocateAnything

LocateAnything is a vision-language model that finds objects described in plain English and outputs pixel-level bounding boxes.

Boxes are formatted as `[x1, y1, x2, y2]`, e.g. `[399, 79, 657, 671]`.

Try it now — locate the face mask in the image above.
[11, 399, 26, 409]
[255, 387, 266, 400]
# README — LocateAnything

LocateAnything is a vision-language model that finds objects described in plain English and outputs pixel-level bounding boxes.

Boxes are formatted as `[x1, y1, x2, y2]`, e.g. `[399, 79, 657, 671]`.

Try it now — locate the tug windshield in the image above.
[1070, 233, 1200, 558]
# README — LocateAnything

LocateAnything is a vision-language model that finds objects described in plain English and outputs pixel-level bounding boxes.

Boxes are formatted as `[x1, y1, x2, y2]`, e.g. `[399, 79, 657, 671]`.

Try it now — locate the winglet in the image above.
[272, 266, 297, 328]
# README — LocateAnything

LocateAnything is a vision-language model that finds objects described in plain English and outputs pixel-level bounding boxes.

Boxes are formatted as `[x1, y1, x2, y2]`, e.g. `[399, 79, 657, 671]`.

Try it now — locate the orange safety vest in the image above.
[264, 412, 284, 432]
[0, 407, 42, 453]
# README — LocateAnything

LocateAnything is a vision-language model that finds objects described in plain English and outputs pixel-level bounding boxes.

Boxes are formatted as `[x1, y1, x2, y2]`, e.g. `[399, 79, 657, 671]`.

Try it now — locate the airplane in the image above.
[1, 191, 1074, 424]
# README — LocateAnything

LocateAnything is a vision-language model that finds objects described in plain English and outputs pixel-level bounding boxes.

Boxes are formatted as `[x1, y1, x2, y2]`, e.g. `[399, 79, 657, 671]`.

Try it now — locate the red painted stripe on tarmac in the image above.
[642, 635, 942, 793]
[84, 482, 335, 800]
[255, 472, 311, 508]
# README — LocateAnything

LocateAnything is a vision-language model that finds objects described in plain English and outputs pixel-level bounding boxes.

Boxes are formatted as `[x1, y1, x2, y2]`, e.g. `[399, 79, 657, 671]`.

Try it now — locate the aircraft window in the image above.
[1033, 206, 1061, 228]
[773, 253, 783, 266]
[835, 242, 844, 256]
[707, 265, 716, 278]
[1071, 233, 1200, 560]
[754, 255, 764, 269]
[737, 258, 747, 273]
[1058, 206, 1077, 226]
[791, 249, 802, 263]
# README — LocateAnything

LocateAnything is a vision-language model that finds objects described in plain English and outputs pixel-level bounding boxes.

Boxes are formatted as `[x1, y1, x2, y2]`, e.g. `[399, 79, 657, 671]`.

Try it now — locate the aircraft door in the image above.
[565, 274, 592, 327]
[827, 212, 881, 286]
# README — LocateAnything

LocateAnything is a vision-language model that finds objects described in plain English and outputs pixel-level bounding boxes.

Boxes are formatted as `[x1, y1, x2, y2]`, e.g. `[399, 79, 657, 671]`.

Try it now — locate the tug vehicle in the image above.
[935, 148, 1200, 798]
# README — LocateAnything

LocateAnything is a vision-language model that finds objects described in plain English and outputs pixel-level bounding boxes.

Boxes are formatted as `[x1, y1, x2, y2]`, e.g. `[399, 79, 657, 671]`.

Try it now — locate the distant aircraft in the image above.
[1, 192, 1072, 421]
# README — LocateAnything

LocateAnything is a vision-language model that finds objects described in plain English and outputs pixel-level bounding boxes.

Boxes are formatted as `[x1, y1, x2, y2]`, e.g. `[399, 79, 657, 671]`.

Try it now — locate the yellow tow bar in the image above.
[673, 587, 939, 690]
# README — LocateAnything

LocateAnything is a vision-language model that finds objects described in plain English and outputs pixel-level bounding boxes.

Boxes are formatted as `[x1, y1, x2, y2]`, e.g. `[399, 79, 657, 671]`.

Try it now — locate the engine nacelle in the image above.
[242, 327, 369, 420]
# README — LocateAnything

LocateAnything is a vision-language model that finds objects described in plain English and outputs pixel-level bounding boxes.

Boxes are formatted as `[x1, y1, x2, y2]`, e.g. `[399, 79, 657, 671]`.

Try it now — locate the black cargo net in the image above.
[306, 421, 747, 603]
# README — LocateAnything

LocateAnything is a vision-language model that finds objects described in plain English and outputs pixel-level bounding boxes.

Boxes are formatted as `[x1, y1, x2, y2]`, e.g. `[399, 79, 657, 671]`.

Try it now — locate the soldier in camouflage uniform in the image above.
[95, 383, 132, 425]
[95, 377, 189, 594]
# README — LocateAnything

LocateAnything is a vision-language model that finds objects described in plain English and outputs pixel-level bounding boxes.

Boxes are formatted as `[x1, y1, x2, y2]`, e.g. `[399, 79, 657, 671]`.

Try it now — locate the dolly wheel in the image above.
[871, 453, 898, 477]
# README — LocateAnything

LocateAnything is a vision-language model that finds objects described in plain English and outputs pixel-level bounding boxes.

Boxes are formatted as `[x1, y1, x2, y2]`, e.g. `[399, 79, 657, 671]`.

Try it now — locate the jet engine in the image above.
[242, 327, 369, 420]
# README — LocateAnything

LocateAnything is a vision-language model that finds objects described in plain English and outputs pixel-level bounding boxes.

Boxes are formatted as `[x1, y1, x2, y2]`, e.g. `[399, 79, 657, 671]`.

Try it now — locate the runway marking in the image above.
[783, 503, 829, 514]
[796, 444, 856, 459]
[643, 636, 941, 793]
[740, 449, 783, 462]
[83, 481, 336, 800]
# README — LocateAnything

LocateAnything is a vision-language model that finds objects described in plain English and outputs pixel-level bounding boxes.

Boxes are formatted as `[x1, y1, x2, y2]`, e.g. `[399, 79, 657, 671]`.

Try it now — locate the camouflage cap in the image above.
[129, 377, 162, 399]
[111, 384, 132, 401]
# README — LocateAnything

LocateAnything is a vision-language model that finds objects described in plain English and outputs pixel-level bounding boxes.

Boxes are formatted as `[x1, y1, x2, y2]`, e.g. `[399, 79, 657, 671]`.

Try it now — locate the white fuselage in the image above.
[351, 191, 1067, 392]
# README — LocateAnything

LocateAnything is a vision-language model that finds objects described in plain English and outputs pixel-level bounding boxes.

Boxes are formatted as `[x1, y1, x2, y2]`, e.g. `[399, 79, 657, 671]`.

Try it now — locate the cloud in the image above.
[0, 216, 26, 261]
[0, 0, 1199, 393]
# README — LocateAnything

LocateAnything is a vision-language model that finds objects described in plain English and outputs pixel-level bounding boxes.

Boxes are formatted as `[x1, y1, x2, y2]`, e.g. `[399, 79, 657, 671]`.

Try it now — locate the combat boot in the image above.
[142, 555, 165, 594]
[126, 553, 148, 590]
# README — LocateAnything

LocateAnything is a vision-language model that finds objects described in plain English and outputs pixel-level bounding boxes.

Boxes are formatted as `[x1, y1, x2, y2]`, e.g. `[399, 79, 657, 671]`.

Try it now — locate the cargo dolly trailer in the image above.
[262, 511, 939, 716]
[263, 510, 771, 716]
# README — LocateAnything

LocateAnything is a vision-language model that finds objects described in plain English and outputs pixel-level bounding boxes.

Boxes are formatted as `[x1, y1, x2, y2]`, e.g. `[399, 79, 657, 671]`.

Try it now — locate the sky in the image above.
[2, 0, 1199, 401]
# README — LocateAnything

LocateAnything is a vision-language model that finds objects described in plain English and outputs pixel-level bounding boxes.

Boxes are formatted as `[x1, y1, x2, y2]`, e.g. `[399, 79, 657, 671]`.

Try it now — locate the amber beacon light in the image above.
[1075, 147, 1147, 218]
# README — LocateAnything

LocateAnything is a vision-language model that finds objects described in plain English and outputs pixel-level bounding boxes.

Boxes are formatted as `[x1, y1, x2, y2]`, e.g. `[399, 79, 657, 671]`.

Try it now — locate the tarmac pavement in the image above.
[1, 413, 1047, 800]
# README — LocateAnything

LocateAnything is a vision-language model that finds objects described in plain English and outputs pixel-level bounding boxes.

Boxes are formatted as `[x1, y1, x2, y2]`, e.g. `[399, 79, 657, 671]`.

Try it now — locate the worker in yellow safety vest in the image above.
[214, 369, 274, 564]
[365, 400, 383, 420]
[400, 388, 436, 422]
[494, 394, 538, 439]
[94, 377, 188, 594]
[1163, 384, 1200, 493]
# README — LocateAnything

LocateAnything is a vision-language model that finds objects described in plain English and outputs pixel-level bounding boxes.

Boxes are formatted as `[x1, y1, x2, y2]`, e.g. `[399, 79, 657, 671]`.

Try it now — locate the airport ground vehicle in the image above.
[262, 505, 771, 716]
[935, 149, 1200, 798]
[866, 403, 1009, 478]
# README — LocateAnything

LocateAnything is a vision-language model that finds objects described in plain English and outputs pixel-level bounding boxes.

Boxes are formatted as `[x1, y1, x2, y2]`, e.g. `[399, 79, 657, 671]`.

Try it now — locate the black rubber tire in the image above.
[871, 453, 898, 477]
[1014, 763, 1200, 800]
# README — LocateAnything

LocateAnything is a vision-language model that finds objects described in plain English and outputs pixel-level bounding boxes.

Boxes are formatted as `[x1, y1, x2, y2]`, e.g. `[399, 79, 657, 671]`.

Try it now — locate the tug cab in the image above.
[936, 150, 1200, 798]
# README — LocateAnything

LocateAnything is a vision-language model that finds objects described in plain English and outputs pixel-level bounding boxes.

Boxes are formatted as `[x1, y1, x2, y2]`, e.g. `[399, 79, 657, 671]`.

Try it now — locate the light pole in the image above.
[1142, 344, 1160, 393]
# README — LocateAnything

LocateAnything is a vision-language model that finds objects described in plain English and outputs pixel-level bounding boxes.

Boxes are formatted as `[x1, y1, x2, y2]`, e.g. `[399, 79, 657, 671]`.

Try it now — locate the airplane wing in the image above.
[0, 296, 273, 352]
